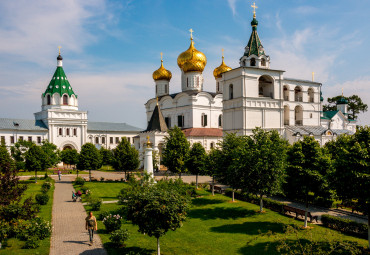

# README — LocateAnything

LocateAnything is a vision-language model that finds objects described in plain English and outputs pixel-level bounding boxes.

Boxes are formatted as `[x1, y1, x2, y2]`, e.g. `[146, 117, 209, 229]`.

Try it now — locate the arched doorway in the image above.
[63, 145, 73, 150]
[258, 75, 274, 98]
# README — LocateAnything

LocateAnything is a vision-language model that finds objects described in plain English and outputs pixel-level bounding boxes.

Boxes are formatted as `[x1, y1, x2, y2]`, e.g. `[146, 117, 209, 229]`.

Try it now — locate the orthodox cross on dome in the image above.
[312, 72, 315, 82]
[58, 46, 62, 55]
[160, 52, 163, 61]
[251, 2, 258, 17]
[189, 28, 194, 40]
[222, 48, 225, 60]
[342, 88, 344, 96]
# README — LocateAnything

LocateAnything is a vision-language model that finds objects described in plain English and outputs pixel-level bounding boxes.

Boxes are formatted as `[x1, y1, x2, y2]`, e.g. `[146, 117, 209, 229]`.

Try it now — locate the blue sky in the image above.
[0, 0, 369, 128]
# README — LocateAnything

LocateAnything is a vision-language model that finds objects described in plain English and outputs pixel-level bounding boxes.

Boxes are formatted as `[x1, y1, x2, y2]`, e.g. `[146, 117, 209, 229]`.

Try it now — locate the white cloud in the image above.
[227, 0, 237, 16]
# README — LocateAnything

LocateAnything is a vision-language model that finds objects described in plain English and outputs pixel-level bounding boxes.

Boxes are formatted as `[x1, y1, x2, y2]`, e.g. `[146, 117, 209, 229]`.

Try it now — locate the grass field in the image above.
[16, 169, 88, 176]
[74, 181, 125, 201]
[0, 179, 55, 255]
[80, 183, 368, 255]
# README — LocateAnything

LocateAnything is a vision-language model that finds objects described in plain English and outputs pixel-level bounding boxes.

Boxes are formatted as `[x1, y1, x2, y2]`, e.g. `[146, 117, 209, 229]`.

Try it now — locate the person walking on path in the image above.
[58, 170, 62, 181]
[85, 211, 97, 246]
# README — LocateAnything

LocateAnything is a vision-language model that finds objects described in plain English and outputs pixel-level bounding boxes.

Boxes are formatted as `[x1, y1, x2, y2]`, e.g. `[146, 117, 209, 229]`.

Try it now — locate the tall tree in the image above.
[207, 148, 222, 196]
[125, 181, 190, 255]
[323, 95, 368, 120]
[10, 140, 33, 170]
[112, 138, 139, 180]
[77, 143, 102, 181]
[100, 147, 113, 166]
[25, 144, 47, 183]
[235, 128, 288, 212]
[215, 133, 247, 202]
[41, 140, 60, 168]
[162, 126, 190, 179]
[285, 136, 331, 228]
[0, 144, 26, 205]
[186, 143, 207, 189]
[61, 149, 79, 168]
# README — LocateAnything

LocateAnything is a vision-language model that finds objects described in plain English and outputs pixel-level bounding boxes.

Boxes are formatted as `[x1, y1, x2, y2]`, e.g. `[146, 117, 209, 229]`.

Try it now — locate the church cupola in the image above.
[41, 47, 78, 111]
[336, 90, 348, 115]
[240, 3, 270, 69]
[177, 29, 207, 92]
[153, 53, 172, 97]
[213, 49, 232, 93]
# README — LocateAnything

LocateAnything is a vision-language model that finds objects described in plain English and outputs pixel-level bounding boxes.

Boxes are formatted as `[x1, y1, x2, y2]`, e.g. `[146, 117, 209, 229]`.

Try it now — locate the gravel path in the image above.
[50, 177, 107, 255]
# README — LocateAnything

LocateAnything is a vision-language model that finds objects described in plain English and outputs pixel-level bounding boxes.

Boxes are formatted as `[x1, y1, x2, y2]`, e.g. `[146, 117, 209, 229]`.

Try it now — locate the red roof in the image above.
[182, 128, 223, 137]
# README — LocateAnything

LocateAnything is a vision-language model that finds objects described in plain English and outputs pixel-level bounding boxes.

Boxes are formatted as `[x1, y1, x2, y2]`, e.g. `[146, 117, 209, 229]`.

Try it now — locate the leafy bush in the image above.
[103, 214, 122, 232]
[41, 182, 52, 193]
[0, 198, 39, 221]
[16, 217, 52, 241]
[23, 237, 40, 249]
[321, 214, 368, 239]
[87, 196, 102, 211]
[35, 193, 49, 205]
[74, 177, 85, 186]
[109, 229, 129, 247]
[80, 186, 89, 194]
[0, 221, 10, 244]
[44, 176, 53, 182]
[98, 210, 110, 221]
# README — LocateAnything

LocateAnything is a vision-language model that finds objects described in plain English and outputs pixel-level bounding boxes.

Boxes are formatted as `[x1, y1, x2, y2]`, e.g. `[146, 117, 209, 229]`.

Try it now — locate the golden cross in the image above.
[251, 2, 258, 15]
[160, 52, 163, 61]
[189, 28, 194, 39]
[312, 72, 315, 82]
[222, 48, 224, 57]
[57, 46, 62, 55]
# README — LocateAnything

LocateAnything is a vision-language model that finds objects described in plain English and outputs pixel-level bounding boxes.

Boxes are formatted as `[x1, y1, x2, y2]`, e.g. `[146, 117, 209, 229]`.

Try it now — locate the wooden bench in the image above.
[210, 185, 224, 194]
[336, 204, 358, 213]
[283, 205, 318, 223]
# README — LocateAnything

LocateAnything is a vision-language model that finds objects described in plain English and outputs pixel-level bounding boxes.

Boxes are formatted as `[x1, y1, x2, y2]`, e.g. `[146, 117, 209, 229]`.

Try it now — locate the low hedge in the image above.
[321, 214, 368, 239]
[224, 189, 284, 213]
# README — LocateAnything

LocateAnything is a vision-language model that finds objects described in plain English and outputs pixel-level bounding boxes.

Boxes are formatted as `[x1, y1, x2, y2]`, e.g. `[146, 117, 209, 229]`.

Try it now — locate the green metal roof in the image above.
[244, 16, 266, 57]
[43, 55, 77, 97]
[323, 111, 339, 119]
[337, 96, 348, 105]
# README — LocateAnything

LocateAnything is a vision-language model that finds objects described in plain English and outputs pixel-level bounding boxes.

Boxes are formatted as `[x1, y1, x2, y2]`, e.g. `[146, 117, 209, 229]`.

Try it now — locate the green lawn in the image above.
[74, 181, 125, 201]
[80, 183, 368, 255]
[0, 179, 55, 255]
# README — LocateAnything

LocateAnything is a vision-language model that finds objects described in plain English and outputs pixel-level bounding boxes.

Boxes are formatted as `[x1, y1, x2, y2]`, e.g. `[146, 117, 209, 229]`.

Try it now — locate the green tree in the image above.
[41, 140, 60, 168]
[235, 128, 288, 212]
[207, 148, 222, 196]
[0, 144, 26, 205]
[61, 149, 79, 167]
[125, 181, 190, 255]
[323, 95, 368, 120]
[112, 138, 139, 180]
[99, 147, 113, 166]
[77, 143, 102, 181]
[25, 144, 47, 183]
[162, 126, 190, 179]
[285, 136, 332, 227]
[10, 140, 33, 170]
[186, 143, 207, 189]
[215, 133, 247, 202]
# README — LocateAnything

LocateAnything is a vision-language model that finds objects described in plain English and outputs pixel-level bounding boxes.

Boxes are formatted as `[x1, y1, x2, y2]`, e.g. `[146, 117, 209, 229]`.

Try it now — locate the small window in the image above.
[1, 136, 5, 144]
[310, 113, 313, 118]
[63, 95, 68, 105]
[66, 128, 70, 136]
[229, 84, 234, 99]
[37, 136, 41, 144]
[28, 136, 32, 142]
[187, 78, 189, 87]
[19, 136, 24, 142]
[115, 137, 119, 144]
[250, 58, 256, 66]
[73, 128, 77, 136]
[178, 115, 184, 127]
[110, 137, 113, 144]
[210, 142, 214, 149]
[201, 114, 208, 127]
[47, 94, 51, 105]
[218, 115, 222, 127]
[127, 137, 131, 143]
[59, 128, 63, 136]
[261, 58, 266, 66]
[217, 82, 219, 92]
[10, 136, 14, 144]
[165, 117, 171, 128]
[102, 137, 106, 144]
[95, 137, 99, 144]
[165, 84, 167, 94]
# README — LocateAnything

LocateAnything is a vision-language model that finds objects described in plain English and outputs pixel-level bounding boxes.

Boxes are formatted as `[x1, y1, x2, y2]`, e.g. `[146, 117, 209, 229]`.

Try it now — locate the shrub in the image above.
[0, 221, 10, 245]
[35, 193, 49, 205]
[23, 237, 40, 249]
[321, 214, 368, 238]
[109, 229, 129, 247]
[87, 196, 102, 211]
[98, 211, 110, 221]
[17, 217, 52, 241]
[42, 182, 52, 192]
[74, 177, 85, 186]
[0, 198, 39, 221]
[44, 176, 53, 182]
[103, 214, 122, 232]
[80, 186, 89, 194]
[100, 177, 105, 182]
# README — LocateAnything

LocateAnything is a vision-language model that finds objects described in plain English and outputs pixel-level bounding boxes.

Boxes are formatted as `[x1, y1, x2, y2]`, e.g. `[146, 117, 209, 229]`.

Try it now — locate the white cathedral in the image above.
[136, 8, 356, 159]
[0, 7, 356, 163]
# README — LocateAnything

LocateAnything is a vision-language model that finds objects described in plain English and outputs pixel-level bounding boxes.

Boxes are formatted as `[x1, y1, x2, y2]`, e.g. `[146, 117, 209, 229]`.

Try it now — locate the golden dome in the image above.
[177, 38, 207, 73]
[213, 56, 231, 79]
[152, 59, 172, 81]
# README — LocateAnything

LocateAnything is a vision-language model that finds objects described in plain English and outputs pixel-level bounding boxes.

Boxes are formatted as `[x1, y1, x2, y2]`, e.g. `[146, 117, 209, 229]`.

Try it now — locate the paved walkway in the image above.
[50, 177, 107, 255]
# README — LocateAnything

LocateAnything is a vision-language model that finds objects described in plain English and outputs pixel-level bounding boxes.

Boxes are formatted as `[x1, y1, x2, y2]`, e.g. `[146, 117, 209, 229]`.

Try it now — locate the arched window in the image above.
[102, 137, 106, 144]
[187, 78, 189, 87]
[73, 128, 77, 136]
[308, 88, 314, 103]
[201, 114, 208, 127]
[218, 114, 222, 127]
[229, 84, 234, 99]
[250, 58, 256, 66]
[217, 82, 219, 92]
[59, 128, 63, 136]
[66, 128, 70, 136]
[165, 84, 167, 94]
[196, 76, 200, 87]
[63, 95, 68, 105]
[261, 58, 266, 66]
[283, 86, 289, 101]
[258, 75, 274, 98]
[294, 86, 303, 102]
[95, 137, 99, 144]
[295, 105, 303, 126]
[47, 95, 51, 105]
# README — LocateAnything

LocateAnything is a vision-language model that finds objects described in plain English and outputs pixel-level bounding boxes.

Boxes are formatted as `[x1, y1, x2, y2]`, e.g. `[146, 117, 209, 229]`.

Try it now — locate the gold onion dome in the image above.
[177, 34, 207, 73]
[213, 55, 231, 79]
[152, 58, 172, 81]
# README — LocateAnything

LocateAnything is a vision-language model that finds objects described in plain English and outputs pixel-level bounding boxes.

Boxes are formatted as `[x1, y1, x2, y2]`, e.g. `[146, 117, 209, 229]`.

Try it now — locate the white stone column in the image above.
[144, 146, 155, 182]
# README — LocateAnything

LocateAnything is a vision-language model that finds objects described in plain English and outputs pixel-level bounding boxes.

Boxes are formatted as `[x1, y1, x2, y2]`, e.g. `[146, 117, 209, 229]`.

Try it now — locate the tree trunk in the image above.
[179, 172, 182, 180]
[124, 170, 126, 180]
[232, 190, 235, 202]
[196, 174, 198, 189]
[89, 169, 91, 182]
[35, 170, 37, 183]
[212, 176, 215, 196]
[260, 195, 263, 212]
[368, 207, 369, 249]
[304, 192, 308, 228]
[76, 168, 79, 178]
[157, 237, 160, 255]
